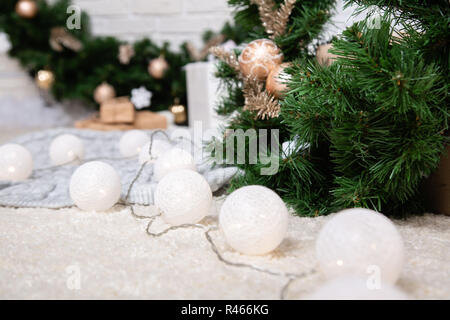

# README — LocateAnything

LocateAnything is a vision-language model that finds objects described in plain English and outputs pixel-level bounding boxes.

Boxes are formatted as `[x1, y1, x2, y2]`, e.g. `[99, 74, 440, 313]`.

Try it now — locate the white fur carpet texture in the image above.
[0, 201, 449, 300]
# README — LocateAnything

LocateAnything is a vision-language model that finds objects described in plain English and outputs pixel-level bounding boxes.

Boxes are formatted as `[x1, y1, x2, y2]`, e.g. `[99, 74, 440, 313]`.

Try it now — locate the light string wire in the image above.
[33, 155, 129, 173]
[123, 130, 317, 300]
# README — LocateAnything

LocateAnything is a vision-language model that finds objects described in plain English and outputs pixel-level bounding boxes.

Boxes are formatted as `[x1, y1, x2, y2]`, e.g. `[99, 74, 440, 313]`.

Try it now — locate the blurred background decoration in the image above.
[0, 0, 246, 132]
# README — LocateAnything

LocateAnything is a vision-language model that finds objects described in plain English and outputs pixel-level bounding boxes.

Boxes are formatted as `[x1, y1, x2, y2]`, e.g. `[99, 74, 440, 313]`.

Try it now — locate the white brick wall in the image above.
[69, 0, 232, 49]
[0, 0, 232, 99]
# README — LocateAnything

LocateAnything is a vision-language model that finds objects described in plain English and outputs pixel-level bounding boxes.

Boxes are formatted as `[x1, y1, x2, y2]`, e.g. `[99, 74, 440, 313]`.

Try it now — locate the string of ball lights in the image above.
[0, 130, 409, 299]
[122, 134, 319, 299]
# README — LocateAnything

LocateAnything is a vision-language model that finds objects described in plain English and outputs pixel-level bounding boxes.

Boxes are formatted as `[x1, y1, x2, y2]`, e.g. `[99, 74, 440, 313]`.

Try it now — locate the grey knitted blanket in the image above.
[0, 128, 237, 208]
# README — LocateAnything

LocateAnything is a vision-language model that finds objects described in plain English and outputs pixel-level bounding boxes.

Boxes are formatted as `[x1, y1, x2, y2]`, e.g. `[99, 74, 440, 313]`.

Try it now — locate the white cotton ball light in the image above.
[0, 144, 33, 181]
[119, 130, 150, 157]
[315, 208, 404, 285]
[219, 185, 289, 255]
[154, 169, 212, 226]
[69, 161, 121, 212]
[153, 148, 196, 181]
[303, 276, 410, 300]
[138, 140, 171, 164]
[49, 134, 84, 165]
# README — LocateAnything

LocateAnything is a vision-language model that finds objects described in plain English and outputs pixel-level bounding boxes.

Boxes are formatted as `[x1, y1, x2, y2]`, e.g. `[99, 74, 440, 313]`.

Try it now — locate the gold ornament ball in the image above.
[266, 62, 292, 98]
[316, 43, 339, 66]
[16, 0, 38, 19]
[148, 56, 169, 79]
[170, 103, 187, 124]
[94, 82, 116, 104]
[35, 70, 55, 90]
[239, 39, 283, 81]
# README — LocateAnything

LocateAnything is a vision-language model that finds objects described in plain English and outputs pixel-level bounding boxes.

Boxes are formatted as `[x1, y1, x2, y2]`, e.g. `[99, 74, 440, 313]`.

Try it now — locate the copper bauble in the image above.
[316, 43, 339, 66]
[16, 0, 38, 19]
[266, 63, 292, 98]
[238, 39, 283, 81]
[35, 70, 55, 90]
[94, 82, 116, 104]
[148, 56, 169, 79]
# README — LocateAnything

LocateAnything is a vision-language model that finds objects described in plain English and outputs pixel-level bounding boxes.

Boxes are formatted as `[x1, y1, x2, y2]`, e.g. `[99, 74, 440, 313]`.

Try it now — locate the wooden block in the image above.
[134, 111, 167, 130]
[75, 111, 168, 131]
[100, 97, 135, 124]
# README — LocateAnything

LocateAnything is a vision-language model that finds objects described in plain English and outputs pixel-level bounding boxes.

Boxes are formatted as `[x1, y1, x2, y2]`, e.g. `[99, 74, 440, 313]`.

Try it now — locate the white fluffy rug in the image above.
[0, 200, 449, 300]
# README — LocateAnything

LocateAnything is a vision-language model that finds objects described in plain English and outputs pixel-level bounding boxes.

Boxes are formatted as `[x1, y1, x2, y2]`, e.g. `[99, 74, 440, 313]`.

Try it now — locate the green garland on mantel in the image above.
[0, 0, 247, 111]
[214, 0, 448, 217]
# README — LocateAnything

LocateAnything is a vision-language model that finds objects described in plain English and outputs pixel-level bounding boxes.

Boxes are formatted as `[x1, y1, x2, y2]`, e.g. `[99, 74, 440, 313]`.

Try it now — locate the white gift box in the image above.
[185, 61, 225, 129]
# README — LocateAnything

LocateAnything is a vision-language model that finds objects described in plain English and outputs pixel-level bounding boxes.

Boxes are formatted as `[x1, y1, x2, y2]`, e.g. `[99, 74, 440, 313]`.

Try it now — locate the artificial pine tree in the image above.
[210, 0, 337, 216]
[213, 0, 449, 217]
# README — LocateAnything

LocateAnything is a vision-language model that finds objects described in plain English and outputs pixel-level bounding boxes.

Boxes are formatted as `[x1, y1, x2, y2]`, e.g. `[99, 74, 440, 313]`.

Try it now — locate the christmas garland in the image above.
[0, 0, 246, 113]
